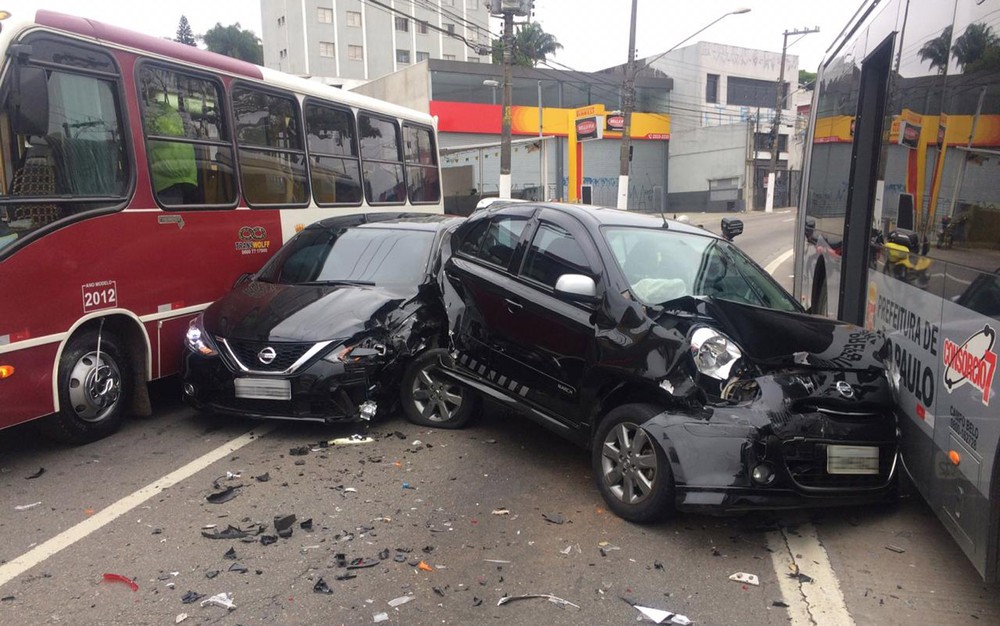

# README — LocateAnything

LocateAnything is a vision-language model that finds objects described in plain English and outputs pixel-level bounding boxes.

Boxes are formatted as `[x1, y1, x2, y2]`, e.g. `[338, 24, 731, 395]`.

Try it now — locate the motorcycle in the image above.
[883, 229, 931, 288]
[935, 214, 965, 248]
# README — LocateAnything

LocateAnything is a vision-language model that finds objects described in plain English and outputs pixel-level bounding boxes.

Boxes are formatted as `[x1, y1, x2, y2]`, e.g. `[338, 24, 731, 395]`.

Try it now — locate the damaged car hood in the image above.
[203, 281, 413, 342]
[658, 297, 886, 371]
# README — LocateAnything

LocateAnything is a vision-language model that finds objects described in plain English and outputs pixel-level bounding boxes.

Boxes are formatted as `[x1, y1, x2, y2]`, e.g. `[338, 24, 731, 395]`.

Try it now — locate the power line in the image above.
[363, 0, 487, 54]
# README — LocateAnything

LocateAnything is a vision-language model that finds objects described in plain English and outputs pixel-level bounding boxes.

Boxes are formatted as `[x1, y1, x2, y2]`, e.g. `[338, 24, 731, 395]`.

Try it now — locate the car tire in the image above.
[41, 329, 131, 444]
[400, 349, 479, 429]
[592, 403, 675, 523]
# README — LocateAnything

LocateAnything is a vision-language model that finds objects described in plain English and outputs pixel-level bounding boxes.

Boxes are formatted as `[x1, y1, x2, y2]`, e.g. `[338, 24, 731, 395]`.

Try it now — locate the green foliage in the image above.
[202, 22, 263, 64]
[491, 22, 563, 68]
[918, 25, 951, 74]
[798, 69, 816, 89]
[952, 22, 998, 70]
[175, 15, 197, 46]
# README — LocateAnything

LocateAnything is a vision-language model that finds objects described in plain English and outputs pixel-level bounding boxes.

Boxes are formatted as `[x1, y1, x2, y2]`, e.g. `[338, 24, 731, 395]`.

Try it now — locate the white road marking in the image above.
[769, 518, 855, 625]
[765, 249, 795, 275]
[0, 426, 274, 589]
[783, 218, 796, 222]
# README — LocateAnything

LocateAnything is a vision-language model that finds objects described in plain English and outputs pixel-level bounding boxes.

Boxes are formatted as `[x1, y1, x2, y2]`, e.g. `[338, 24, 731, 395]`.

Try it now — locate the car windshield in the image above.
[603, 226, 800, 312]
[257, 226, 434, 286]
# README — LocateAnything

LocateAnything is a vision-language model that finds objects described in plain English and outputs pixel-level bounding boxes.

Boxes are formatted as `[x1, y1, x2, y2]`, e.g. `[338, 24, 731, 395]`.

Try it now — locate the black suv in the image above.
[399, 203, 899, 521]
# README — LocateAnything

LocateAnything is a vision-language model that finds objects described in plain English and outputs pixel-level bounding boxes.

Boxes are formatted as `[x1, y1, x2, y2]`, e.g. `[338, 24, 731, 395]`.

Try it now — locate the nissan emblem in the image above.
[835, 380, 855, 399]
[258, 347, 277, 365]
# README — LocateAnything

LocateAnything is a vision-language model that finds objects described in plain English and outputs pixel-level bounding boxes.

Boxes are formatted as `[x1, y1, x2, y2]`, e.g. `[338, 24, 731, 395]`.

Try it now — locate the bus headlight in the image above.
[185, 315, 218, 357]
[690, 327, 742, 380]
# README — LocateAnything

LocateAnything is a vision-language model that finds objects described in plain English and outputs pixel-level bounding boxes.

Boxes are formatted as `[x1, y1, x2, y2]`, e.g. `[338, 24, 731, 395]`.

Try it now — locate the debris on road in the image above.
[417, 561, 434, 572]
[388, 595, 413, 607]
[885, 544, 906, 553]
[313, 578, 333, 594]
[274, 514, 296, 538]
[175, 613, 188, 623]
[14, 502, 41, 511]
[200, 592, 236, 611]
[228, 563, 248, 574]
[373, 612, 389, 623]
[497, 594, 580, 609]
[300, 518, 313, 531]
[492, 508, 510, 516]
[260, 535, 277, 546]
[542, 512, 566, 525]
[347, 557, 380, 569]
[24, 467, 45, 479]
[201, 525, 249, 540]
[483, 559, 510, 564]
[206, 486, 240, 504]
[772, 600, 790, 608]
[223, 547, 237, 560]
[729, 572, 760, 586]
[289, 445, 310, 456]
[181, 591, 204, 604]
[632, 604, 692, 625]
[255, 472, 270, 482]
[402, 482, 416, 490]
[102, 573, 138, 592]
[328, 434, 375, 446]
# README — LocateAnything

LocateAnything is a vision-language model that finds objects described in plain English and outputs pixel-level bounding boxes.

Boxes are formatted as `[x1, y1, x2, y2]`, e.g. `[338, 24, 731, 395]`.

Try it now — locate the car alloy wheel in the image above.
[601, 421, 658, 505]
[410, 367, 465, 423]
[400, 349, 479, 429]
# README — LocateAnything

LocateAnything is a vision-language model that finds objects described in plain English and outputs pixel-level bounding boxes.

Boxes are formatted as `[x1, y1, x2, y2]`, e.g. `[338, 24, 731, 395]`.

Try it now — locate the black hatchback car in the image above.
[182, 213, 477, 425]
[402, 203, 899, 521]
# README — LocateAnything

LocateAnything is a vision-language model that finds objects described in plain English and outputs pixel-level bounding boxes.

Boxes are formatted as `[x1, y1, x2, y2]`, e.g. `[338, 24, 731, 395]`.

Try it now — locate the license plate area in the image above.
[827, 445, 880, 475]
[234, 377, 291, 400]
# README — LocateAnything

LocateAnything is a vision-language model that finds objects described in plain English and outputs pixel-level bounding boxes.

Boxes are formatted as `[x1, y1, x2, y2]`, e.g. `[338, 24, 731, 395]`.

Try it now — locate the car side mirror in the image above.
[720, 217, 743, 241]
[554, 274, 598, 303]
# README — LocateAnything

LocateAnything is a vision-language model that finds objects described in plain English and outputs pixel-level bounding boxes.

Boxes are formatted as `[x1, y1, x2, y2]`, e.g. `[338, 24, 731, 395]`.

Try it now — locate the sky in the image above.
[6, 1, 866, 74]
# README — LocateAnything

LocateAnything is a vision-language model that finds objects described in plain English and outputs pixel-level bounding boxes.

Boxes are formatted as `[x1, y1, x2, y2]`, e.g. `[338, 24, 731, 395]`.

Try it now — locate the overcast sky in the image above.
[7, 1, 865, 74]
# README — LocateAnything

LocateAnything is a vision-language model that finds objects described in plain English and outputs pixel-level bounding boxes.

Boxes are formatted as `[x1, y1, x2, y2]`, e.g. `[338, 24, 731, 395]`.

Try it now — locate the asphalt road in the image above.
[1, 208, 998, 626]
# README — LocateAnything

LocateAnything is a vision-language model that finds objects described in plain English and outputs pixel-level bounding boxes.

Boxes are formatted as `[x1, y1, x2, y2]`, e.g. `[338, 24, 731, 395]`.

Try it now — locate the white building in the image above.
[638, 42, 803, 211]
[259, 0, 492, 87]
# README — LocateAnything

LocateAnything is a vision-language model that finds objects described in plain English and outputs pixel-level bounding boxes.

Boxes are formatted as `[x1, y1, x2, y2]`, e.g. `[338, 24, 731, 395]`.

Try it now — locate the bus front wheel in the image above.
[43, 329, 131, 444]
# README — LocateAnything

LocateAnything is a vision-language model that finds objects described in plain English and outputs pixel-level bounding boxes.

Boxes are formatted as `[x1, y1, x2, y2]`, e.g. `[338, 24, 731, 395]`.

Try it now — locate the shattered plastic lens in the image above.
[690, 327, 742, 380]
[185, 315, 218, 356]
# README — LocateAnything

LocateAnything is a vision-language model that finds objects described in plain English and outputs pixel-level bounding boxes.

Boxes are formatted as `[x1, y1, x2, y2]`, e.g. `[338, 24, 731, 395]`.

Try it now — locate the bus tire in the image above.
[42, 329, 131, 444]
[812, 275, 829, 317]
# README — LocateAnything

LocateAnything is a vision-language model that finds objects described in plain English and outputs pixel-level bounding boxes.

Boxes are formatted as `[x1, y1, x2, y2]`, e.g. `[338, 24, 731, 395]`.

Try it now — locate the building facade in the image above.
[259, 0, 491, 86]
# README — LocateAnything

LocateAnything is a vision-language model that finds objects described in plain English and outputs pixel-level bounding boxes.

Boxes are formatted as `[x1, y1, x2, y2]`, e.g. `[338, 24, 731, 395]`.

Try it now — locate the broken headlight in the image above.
[185, 314, 218, 356]
[323, 341, 387, 363]
[690, 327, 742, 380]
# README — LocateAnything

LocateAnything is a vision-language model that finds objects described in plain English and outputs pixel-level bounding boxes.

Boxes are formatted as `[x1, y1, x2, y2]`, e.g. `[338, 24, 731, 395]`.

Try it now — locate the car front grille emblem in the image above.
[835, 380, 855, 399]
[258, 347, 277, 365]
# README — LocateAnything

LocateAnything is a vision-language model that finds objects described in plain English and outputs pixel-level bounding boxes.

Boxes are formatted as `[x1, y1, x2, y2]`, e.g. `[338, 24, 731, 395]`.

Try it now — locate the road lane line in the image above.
[0, 425, 274, 589]
[765, 248, 795, 275]
[768, 518, 855, 625]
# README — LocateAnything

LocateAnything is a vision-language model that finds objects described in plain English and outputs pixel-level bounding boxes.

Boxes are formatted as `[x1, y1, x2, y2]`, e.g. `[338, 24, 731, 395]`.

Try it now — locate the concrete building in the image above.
[606, 42, 803, 212]
[259, 0, 491, 87]
[351, 59, 673, 214]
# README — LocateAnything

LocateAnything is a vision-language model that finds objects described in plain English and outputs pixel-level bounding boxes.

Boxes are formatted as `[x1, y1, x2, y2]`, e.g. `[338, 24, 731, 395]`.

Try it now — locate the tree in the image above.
[952, 22, 998, 70]
[202, 23, 263, 64]
[918, 25, 951, 74]
[798, 69, 816, 90]
[491, 22, 563, 68]
[175, 15, 196, 46]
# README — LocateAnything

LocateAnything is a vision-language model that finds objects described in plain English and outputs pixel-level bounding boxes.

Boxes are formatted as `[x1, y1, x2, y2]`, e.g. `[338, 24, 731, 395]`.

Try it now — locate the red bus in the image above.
[0, 10, 443, 442]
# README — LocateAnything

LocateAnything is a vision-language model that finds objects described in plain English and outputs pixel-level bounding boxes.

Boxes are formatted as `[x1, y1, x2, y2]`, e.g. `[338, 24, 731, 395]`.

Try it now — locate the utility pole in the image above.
[617, 0, 638, 210]
[766, 26, 818, 212]
[488, 0, 532, 199]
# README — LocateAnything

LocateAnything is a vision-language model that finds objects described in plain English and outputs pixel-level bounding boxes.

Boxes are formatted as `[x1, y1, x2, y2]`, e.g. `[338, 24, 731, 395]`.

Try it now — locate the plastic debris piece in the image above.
[373, 612, 389, 623]
[205, 570, 219, 579]
[102, 573, 138, 592]
[483, 559, 510, 564]
[300, 518, 313, 531]
[417, 561, 434, 572]
[388, 595, 414, 607]
[289, 445, 310, 456]
[255, 472, 270, 482]
[274, 514, 296, 538]
[14, 502, 41, 511]
[378, 548, 391, 560]
[433, 586, 445, 597]
[336, 573, 357, 581]
[181, 591, 204, 604]
[772, 600, 790, 608]
[788, 572, 814, 584]
[359, 401, 378, 421]
[329, 434, 375, 445]
[654, 560, 664, 570]
[25, 467, 45, 479]
[206, 486, 239, 504]
[729, 572, 759, 586]
[228, 563, 248, 574]
[402, 482, 415, 490]
[885, 544, 906, 553]
[473, 597, 483, 607]
[314, 578, 333, 594]
[492, 508, 510, 516]
[200, 592, 236, 610]
[497, 594, 580, 609]
[260, 535, 277, 546]
[201, 525, 247, 540]
[223, 547, 237, 560]
[393, 553, 407, 563]
[393, 431, 407, 439]
[542, 512, 566, 525]
[633, 604, 692, 625]
[1, 596, 14, 602]
[175, 613, 188, 624]
[348, 557, 380, 569]
[560, 545, 573, 555]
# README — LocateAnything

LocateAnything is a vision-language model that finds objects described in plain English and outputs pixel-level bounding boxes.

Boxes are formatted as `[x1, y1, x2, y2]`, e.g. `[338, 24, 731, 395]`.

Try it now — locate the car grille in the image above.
[223, 340, 318, 373]
[781, 439, 895, 490]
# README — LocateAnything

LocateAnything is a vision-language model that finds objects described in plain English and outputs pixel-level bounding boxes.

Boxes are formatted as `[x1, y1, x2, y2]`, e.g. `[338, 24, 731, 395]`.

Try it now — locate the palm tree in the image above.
[952, 22, 998, 69]
[491, 22, 563, 68]
[918, 26, 951, 74]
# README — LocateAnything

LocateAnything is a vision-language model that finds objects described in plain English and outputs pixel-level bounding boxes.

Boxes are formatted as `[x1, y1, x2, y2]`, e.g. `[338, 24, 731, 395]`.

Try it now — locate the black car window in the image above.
[476, 216, 528, 268]
[456, 218, 490, 257]
[521, 222, 592, 288]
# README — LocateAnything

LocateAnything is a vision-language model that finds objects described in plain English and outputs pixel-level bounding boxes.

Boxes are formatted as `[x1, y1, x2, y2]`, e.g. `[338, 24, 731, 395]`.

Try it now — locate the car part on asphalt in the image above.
[274, 514, 296, 538]
[496, 593, 580, 608]
[205, 485, 240, 504]
[200, 592, 236, 610]
[313, 578, 333, 594]
[102, 573, 138, 592]
[729, 572, 760, 586]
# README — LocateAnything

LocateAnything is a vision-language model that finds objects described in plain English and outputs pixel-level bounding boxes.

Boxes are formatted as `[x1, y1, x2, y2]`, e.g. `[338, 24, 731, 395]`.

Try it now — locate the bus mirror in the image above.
[11, 66, 48, 137]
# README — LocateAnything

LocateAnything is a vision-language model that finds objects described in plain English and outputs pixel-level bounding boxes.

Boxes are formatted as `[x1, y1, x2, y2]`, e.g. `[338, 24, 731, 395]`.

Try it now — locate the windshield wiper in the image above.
[298, 279, 376, 287]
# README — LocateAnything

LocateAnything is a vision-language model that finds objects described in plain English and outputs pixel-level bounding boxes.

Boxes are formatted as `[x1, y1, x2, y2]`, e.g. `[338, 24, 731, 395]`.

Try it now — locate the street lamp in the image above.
[483, 79, 499, 105]
[617, 6, 751, 210]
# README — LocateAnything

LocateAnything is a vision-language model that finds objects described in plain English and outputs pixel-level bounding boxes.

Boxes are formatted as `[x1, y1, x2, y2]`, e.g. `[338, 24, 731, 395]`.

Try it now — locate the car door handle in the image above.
[505, 298, 523, 313]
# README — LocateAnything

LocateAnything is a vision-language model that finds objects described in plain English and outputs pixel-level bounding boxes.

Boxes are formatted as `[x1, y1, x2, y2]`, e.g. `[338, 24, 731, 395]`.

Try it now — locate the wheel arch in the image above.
[50, 309, 152, 415]
[586, 376, 674, 447]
